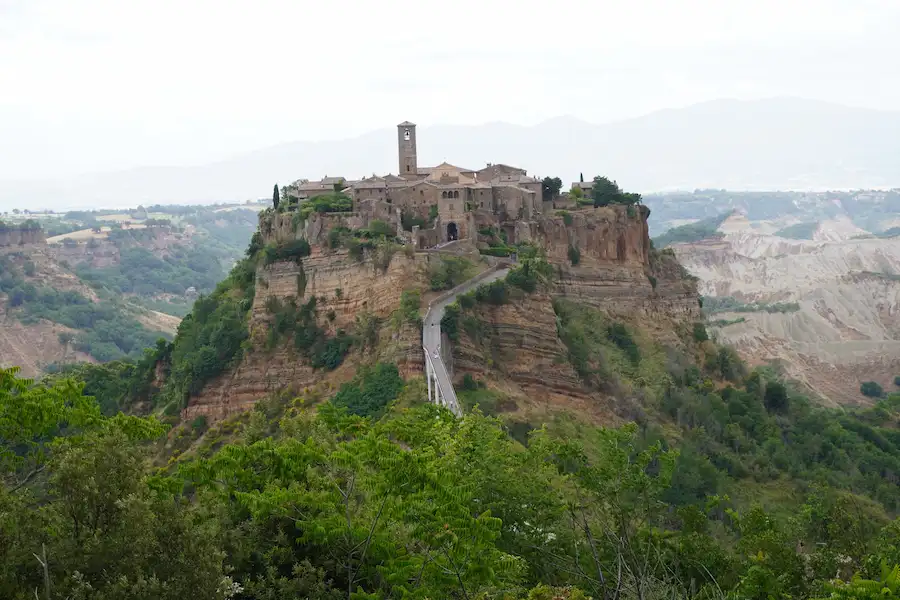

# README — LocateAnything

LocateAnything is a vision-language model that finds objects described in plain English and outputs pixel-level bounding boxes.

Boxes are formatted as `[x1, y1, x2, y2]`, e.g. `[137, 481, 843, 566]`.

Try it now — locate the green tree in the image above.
[591, 176, 622, 207]
[861, 381, 884, 398]
[542, 177, 563, 202]
[273, 183, 280, 210]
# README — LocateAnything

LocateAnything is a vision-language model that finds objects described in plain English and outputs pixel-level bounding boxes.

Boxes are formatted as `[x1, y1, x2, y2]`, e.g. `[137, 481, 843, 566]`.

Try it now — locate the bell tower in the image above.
[397, 121, 417, 177]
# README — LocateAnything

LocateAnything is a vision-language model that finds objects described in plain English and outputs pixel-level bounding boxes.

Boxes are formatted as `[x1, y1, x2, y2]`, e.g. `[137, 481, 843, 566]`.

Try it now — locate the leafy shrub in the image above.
[557, 210, 573, 226]
[298, 192, 353, 219]
[704, 345, 746, 382]
[862, 381, 885, 398]
[429, 257, 473, 291]
[309, 332, 353, 370]
[480, 247, 513, 257]
[331, 362, 403, 417]
[400, 210, 427, 231]
[693, 322, 709, 343]
[461, 373, 481, 391]
[441, 303, 461, 341]
[474, 280, 508, 305]
[607, 322, 640, 364]
[764, 380, 789, 412]
[262, 239, 311, 265]
[191, 414, 209, 432]
[396, 289, 422, 327]
[652, 213, 729, 248]
[775, 221, 819, 240]
[568, 245, 581, 265]
[367, 220, 394, 238]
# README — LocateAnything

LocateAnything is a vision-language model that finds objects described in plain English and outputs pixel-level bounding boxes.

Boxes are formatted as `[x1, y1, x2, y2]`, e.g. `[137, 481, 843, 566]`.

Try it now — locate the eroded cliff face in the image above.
[184, 212, 429, 420]
[0, 228, 46, 247]
[184, 206, 700, 421]
[531, 206, 699, 332]
[447, 206, 701, 422]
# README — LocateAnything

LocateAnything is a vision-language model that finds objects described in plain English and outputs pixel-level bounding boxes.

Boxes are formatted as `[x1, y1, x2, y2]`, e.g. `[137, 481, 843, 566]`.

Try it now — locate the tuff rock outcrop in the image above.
[184, 205, 700, 420]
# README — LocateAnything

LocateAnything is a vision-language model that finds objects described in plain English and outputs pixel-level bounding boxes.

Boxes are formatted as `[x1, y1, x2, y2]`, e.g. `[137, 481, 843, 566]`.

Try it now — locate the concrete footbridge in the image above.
[422, 263, 511, 416]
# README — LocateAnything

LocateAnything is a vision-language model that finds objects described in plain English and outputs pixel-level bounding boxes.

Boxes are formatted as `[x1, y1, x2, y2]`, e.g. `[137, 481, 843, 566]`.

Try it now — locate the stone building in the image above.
[347, 121, 542, 244]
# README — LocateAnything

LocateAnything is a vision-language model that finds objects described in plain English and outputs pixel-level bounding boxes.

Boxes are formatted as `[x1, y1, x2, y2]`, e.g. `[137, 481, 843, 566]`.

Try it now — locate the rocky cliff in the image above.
[673, 213, 900, 405]
[0, 226, 45, 247]
[184, 212, 429, 420]
[447, 206, 700, 422]
[184, 206, 701, 421]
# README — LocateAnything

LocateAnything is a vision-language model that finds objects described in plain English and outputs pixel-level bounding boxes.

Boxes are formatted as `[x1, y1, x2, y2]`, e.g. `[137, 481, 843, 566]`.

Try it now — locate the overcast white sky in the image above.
[1, 0, 899, 180]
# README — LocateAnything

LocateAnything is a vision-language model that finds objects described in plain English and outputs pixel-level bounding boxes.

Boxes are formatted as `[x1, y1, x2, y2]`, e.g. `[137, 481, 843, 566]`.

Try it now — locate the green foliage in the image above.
[262, 238, 311, 265]
[4, 283, 164, 361]
[861, 381, 885, 398]
[441, 303, 461, 341]
[191, 414, 209, 432]
[0, 367, 221, 600]
[541, 176, 563, 201]
[265, 296, 354, 370]
[273, 183, 280, 209]
[591, 175, 642, 207]
[693, 322, 709, 342]
[400, 210, 427, 231]
[429, 256, 474, 291]
[703, 295, 801, 314]
[331, 362, 403, 418]
[298, 192, 353, 219]
[554, 300, 674, 398]
[776, 221, 820, 239]
[557, 210, 574, 226]
[163, 255, 256, 406]
[652, 213, 729, 247]
[704, 345, 746, 381]
[45, 339, 171, 415]
[12, 353, 900, 599]
[395, 289, 422, 327]
[367, 219, 394, 238]
[709, 316, 747, 327]
[567, 244, 580, 265]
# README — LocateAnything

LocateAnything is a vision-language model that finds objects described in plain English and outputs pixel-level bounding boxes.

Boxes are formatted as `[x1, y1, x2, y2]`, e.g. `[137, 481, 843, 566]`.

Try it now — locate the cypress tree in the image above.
[273, 184, 280, 209]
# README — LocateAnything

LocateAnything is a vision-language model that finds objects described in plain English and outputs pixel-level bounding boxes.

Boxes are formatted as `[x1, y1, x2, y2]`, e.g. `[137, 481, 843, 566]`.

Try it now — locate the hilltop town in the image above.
[282, 121, 558, 248]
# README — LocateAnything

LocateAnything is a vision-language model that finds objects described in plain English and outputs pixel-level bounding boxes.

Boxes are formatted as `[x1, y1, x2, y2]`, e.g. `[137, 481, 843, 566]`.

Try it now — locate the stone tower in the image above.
[397, 121, 417, 177]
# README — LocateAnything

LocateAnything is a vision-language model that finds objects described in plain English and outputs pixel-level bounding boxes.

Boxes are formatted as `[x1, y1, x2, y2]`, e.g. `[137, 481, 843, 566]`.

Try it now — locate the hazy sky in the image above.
[2, 0, 899, 180]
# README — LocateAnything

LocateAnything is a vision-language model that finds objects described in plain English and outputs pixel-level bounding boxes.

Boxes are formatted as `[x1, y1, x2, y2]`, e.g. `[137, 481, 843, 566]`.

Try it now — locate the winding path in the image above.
[422, 264, 511, 416]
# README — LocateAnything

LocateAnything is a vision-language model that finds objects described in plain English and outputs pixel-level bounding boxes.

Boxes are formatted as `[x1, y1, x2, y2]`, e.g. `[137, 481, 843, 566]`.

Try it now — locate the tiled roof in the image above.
[398, 121, 416, 127]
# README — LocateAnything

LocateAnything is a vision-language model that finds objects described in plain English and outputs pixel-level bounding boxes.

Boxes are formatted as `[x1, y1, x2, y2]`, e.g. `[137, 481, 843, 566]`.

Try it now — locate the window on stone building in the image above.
[441, 191, 447, 198]
[404, 129, 410, 141]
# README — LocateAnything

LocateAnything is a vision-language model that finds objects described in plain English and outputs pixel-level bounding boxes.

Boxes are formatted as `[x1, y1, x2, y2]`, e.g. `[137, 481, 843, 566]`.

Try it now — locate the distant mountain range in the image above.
[3, 97, 900, 209]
